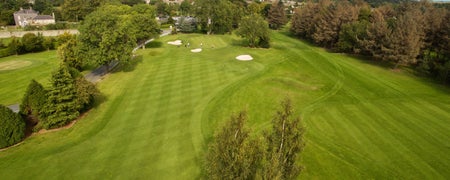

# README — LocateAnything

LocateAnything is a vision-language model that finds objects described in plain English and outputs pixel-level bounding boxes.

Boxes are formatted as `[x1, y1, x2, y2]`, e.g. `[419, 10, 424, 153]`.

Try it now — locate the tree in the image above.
[247, 2, 264, 16]
[236, 14, 271, 48]
[291, 0, 320, 40]
[40, 65, 80, 129]
[179, 0, 192, 16]
[336, 20, 369, 53]
[7, 37, 24, 55]
[61, 0, 111, 21]
[20, 80, 47, 120]
[205, 111, 263, 180]
[358, 7, 392, 60]
[68, 69, 99, 111]
[195, 0, 236, 34]
[78, 4, 136, 68]
[381, 4, 425, 68]
[263, 97, 305, 180]
[312, 0, 359, 48]
[0, 104, 25, 148]
[33, 0, 54, 14]
[58, 38, 83, 70]
[268, 0, 287, 30]
[178, 17, 197, 33]
[130, 4, 160, 44]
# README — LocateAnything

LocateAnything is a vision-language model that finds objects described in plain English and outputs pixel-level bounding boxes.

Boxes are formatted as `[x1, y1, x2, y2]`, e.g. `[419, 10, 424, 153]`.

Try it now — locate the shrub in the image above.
[0, 105, 25, 148]
[20, 80, 47, 120]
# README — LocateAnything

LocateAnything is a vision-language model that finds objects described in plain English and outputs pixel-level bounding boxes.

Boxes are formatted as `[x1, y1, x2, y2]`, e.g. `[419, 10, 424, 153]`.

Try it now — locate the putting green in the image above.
[0, 60, 32, 71]
[0, 32, 448, 179]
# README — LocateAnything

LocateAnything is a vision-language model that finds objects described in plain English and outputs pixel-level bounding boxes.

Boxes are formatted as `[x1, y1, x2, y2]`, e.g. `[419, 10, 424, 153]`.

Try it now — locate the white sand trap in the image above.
[167, 40, 182, 46]
[191, 48, 202, 53]
[236, 55, 253, 61]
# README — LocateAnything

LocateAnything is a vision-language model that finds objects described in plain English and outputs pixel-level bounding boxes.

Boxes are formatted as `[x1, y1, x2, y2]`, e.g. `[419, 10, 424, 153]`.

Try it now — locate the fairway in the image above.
[0, 32, 449, 179]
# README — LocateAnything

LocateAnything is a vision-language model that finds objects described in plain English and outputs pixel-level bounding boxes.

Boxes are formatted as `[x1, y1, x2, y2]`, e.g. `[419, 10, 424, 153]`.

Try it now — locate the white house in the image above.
[13, 7, 55, 27]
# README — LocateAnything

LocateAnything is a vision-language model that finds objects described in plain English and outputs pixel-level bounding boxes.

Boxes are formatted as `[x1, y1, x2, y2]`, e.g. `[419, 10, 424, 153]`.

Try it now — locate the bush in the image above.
[0, 105, 25, 148]
[21, 33, 45, 53]
[20, 80, 47, 120]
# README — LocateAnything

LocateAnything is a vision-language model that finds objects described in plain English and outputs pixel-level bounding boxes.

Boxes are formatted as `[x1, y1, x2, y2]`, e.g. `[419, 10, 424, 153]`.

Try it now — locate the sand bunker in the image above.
[236, 55, 253, 61]
[167, 40, 182, 46]
[0, 60, 32, 71]
[191, 48, 202, 53]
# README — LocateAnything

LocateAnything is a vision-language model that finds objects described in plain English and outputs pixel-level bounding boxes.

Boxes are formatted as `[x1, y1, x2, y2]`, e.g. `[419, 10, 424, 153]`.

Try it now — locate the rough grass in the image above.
[0, 51, 59, 105]
[0, 32, 449, 179]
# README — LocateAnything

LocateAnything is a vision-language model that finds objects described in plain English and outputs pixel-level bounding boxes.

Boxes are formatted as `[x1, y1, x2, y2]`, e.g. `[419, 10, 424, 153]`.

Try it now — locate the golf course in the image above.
[0, 31, 449, 179]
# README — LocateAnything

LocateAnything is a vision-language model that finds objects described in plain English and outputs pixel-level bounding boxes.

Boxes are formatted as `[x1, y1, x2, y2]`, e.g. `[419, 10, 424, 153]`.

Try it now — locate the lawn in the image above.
[0, 31, 449, 179]
[0, 51, 59, 105]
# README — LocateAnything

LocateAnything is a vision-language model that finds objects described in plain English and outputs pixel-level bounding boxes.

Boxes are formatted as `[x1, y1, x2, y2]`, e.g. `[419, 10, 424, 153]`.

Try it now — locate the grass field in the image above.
[0, 51, 59, 105]
[0, 31, 449, 179]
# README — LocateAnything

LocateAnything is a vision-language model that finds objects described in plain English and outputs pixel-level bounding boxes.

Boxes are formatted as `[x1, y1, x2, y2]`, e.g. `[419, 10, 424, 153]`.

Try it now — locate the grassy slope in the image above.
[0, 51, 59, 105]
[0, 32, 449, 179]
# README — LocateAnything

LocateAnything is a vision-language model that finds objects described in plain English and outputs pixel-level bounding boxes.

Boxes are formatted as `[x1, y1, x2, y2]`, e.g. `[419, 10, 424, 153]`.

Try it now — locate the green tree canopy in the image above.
[78, 4, 136, 67]
[236, 14, 271, 48]
[20, 79, 47, 120]
[40, 65, 79, 129]
[130, 4, 160, 44]
[0, 104, 25, 148]
[195, 0, 237, 34]
[58, 38, 83, 70]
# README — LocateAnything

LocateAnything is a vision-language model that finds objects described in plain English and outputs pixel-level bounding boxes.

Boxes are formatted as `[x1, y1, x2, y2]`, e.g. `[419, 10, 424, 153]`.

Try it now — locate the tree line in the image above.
[0, 32, 73, 58]
[205, 98, 305, 179]
[291, 0, 450, 83]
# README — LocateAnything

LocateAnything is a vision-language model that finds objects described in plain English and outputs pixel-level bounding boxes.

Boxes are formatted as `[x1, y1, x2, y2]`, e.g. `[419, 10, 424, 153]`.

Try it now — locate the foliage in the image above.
[56, 32, 76, 47]
[7, 37, 24, 55]
[268, 0, 287, 30]
[40, 65, 80, 129]
[33, 0, 54, 14]
[291, 0, 450, 83]
[0, 104, 25, 148]
[205, 111, 263, 180]
[0, 0, 30, 25]
[20, 80, 47, 119]
[68, 69, 99, 111]
[60, 0, 113, 21]
[130, 4, 160, 44]
[179, 0, 192, 15]
[42, 37, 56, 50]
[194, 0, 237, 34]
[78, 4, 137, 67]
[21, 33, 45, 53]
[263, 98, 305, 179]
[58, 38, 83, 70]
[206, 98, 305, 179]
[236, 14, 271, 48]
[178, 17, 197, 33]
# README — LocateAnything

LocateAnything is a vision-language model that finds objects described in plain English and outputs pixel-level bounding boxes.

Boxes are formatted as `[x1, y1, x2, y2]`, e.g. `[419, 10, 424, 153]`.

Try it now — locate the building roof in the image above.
[33, 15, 54, 20]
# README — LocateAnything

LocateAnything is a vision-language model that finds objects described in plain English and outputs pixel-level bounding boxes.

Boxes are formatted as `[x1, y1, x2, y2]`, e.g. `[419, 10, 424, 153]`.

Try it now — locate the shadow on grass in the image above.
[145, 41, 163, 48]
[112, 55, 143, 73]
